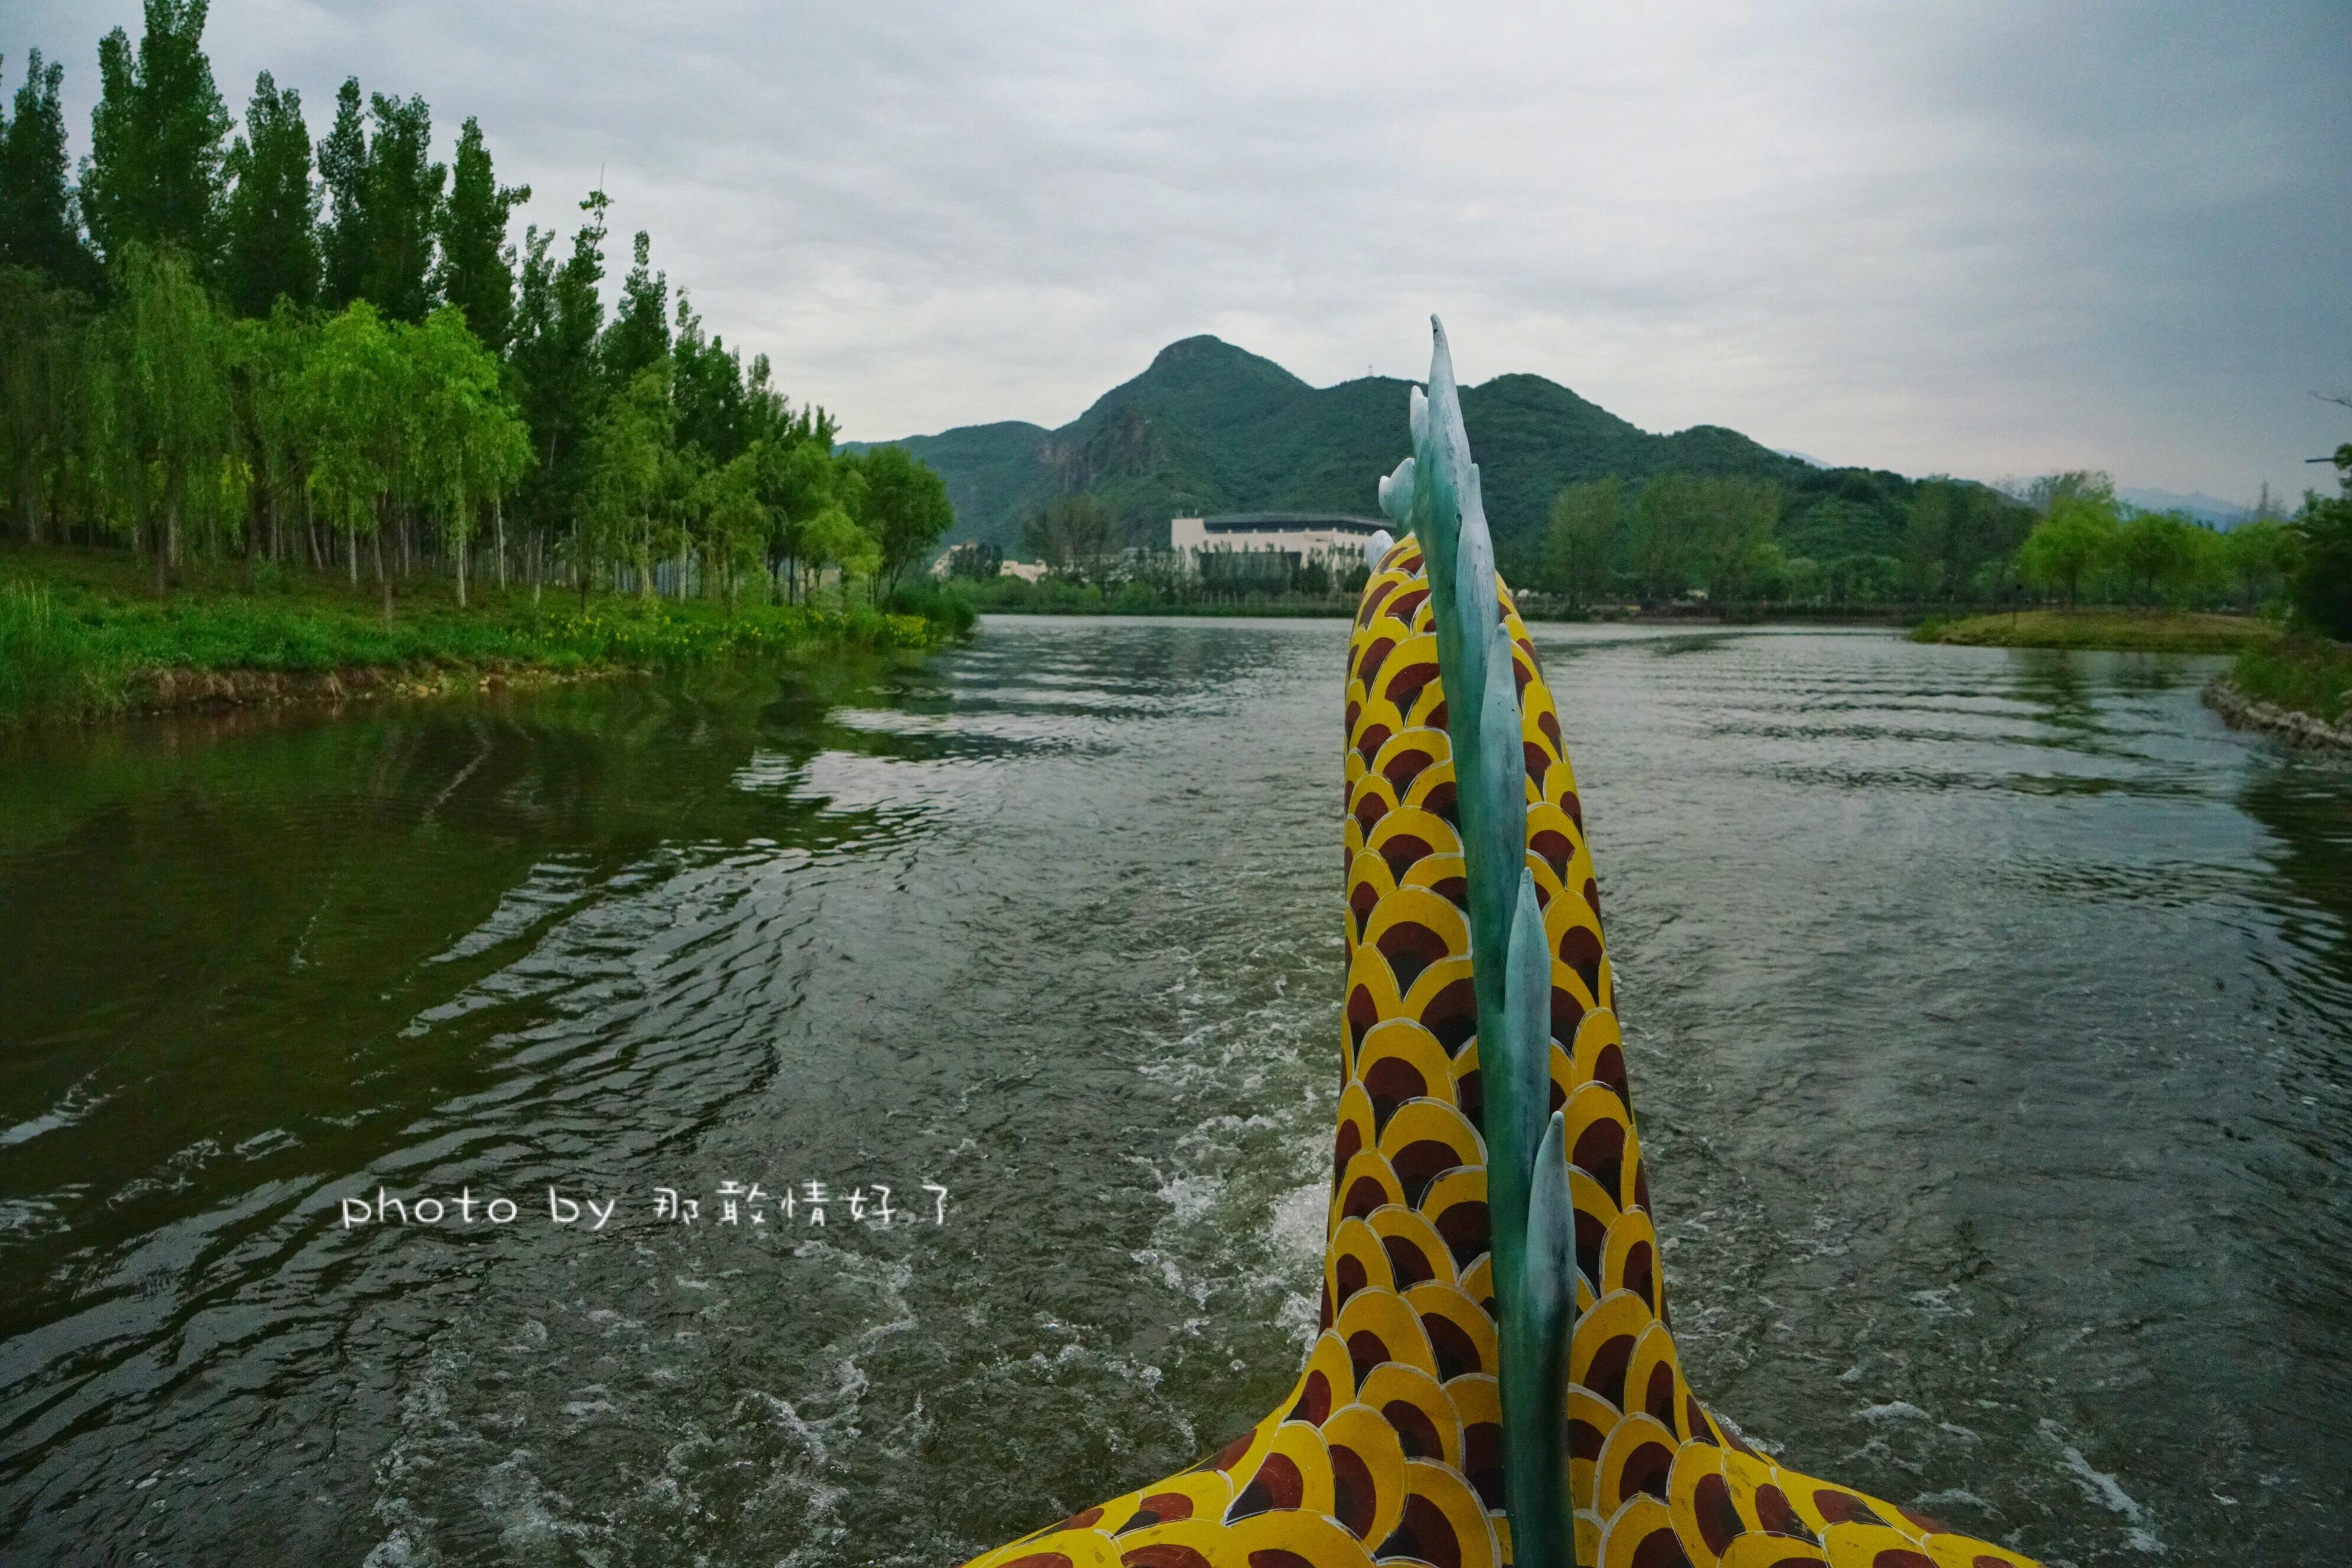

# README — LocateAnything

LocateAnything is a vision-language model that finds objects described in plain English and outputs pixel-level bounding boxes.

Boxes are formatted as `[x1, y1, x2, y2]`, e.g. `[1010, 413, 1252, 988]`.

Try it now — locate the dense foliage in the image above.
[2287, 443, 2352, 639]
[0, 2, 953, 616]
[1530, 466, 2305, 613]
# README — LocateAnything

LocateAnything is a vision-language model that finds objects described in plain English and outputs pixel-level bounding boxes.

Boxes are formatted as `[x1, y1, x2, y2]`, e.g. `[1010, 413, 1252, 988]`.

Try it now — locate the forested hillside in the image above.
[864, 334, 1817, 558]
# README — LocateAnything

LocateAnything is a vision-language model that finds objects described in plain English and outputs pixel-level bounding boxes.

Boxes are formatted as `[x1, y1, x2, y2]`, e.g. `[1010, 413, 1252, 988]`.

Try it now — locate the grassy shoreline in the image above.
[1911, 607, 2279, 655]
[2224, 636, 2352, 730]
[0, 545, 961, 730]
[1906, 604, 2350, 743]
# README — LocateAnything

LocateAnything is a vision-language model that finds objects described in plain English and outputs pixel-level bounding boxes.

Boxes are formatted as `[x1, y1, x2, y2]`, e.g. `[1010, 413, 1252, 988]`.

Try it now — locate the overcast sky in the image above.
[6, 2, 2346, 504]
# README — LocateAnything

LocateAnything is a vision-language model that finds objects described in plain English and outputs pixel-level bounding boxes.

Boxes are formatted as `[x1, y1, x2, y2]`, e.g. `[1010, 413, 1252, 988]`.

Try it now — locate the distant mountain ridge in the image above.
[852, 335, 1813, 556]
[2115, 486, 2253, 528]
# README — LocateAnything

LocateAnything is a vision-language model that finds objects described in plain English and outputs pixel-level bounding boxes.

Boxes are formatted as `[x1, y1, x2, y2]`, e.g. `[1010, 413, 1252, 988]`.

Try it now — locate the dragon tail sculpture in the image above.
[961, 321, 2043, 1568]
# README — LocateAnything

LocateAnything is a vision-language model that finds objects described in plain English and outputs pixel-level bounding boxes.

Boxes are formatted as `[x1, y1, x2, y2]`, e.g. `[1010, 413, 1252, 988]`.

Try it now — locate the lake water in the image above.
[1, 618, 2346, 1566]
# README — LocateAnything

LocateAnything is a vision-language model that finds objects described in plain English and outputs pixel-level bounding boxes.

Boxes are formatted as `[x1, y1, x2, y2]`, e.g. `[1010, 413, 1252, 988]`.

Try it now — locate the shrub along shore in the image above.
[2211, 636, 2352, 747]
[0, 546, 969, 729]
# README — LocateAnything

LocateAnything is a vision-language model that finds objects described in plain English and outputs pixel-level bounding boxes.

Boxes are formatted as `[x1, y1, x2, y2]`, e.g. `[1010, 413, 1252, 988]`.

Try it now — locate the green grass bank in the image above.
[2224, 636, 2352, 729]
[0, 546, 968, 729]
[1911, 608, 2279, 655]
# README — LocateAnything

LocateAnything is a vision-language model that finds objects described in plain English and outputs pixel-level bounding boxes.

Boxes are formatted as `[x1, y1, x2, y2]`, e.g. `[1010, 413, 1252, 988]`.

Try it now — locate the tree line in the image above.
[0, 1, 952, 614]
[1537, 466, 2322, 616]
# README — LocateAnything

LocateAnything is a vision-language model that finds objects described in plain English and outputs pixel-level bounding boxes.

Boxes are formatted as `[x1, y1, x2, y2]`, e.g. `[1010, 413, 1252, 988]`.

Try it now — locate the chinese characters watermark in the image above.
[338, 1181, 949, 1230]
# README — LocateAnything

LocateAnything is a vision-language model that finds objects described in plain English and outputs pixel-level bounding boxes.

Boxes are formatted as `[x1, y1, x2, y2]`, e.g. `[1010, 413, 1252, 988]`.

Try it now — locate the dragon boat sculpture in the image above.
[962, 322, 2039, 1568]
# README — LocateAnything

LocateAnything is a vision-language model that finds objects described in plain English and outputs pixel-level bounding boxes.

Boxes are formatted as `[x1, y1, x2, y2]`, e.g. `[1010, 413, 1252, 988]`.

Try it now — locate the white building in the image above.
[1168, 512, 1390, 576]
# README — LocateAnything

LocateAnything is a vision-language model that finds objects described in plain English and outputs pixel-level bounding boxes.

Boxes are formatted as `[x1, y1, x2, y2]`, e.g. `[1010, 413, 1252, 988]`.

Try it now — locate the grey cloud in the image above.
[5, 0, 2344, 501]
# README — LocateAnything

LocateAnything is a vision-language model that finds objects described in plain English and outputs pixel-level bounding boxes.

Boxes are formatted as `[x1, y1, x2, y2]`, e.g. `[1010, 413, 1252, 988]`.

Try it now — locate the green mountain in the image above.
[854, 335, 1815, 557]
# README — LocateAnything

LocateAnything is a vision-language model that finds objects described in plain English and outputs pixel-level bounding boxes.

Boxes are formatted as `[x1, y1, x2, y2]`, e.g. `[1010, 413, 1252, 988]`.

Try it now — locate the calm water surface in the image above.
[1, 618, 2347, 1566]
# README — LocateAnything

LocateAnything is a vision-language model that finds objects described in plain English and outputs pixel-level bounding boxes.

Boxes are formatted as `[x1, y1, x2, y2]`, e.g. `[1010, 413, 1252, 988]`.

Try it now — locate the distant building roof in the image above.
[1195, 512, 1389, 536]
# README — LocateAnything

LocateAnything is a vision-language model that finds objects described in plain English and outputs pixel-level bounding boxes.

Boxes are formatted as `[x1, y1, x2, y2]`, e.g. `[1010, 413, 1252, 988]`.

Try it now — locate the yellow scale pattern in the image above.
[962, 539, 2041, 1568]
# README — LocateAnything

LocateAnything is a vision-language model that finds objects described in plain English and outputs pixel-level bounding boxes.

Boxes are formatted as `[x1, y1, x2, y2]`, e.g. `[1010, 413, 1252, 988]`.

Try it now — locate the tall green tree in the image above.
[220, 72, 319, 317]
[671, 292, 753, 461]
[1695, 476, 1783, 602]
[299, 299, 407, 601]
[802, 499, 877, 607]
[1546, 477, 1619, 607]
[850, 443, 955, 595]
[227, 302, 314, 564]
[434, 116, 527, 354]
[0, 267, 91, 542]
[654, 420, 711, 598]
[699, 451, 769, 609]
[2017, 490, 2119, 606]
[511, 188, 610, 585]
[81, 0, 230, 270]
[2222, 518, 2297, 610]
[755, 436, 842, 603]
[406, 306, 531, 605]
[1903, 479, 1959, 600]
[90, 244, 236, 591]
[358, 92, 444, 321]
[1025, 492, 1119, 585]
[584, 362, 670, 599]
[2115, 511, 2205, 605]
[316, 77, 368, 309]
[1, 51, 97, 289]
[1628, 475, 1703, 599]
[602, 230, 669, 386]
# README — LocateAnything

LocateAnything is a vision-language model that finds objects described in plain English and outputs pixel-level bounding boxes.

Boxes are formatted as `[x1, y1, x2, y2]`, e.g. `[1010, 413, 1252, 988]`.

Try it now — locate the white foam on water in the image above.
[1266, 1180, 1327, 1263]
[0, 1073, 109, 1149]
[478, 1451, 597, 1558]
[1859, 1400, 1933, 1423]
[2039, 1418, 2164, 1553]
[360, 1525, 432, 1567]
[1907, 1283, 1971, 1317]
[0, 1195, 70, 1241]
[1155, 1171, 1227, 1227]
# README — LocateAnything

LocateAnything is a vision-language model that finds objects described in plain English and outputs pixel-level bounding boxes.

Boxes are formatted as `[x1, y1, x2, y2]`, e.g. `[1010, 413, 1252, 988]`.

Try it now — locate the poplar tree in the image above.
[511, 189, 610, 587]
[408, 306, 531, 604]
[757, 438, 844, 603]
[700, 452, 767, 608]
[671, 293, 765, 464]
[316, 78, 367, 310]
[1, 51, 98, 289]
[602, 230, 669, 386]
[586, 363, 669, 599]
[1, 30, 873, 610]
[220, 72, 319, 316]
[81, 0, 230, 270]
[435, 117, 528, 354]
[0, 270, 90, 542]
[359, 92, 444, 321]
